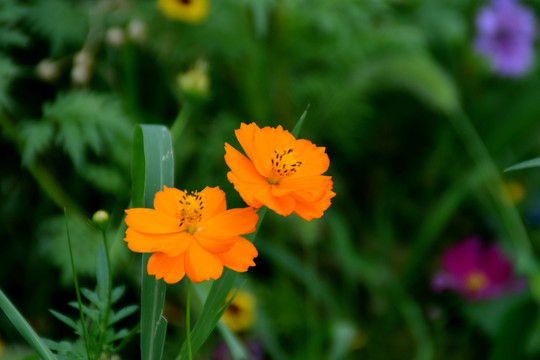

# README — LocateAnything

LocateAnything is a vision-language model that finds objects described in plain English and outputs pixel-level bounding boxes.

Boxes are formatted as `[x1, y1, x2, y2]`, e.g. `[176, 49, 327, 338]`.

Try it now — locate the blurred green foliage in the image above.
[1, 0, 540, 359]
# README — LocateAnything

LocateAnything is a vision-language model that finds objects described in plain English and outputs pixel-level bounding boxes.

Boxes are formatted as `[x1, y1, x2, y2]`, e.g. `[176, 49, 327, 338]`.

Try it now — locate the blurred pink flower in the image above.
[432, 236, 526, 301]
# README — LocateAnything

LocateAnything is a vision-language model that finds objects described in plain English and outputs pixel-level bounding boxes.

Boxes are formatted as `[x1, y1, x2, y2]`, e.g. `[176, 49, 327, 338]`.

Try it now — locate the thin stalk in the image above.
[186, 280, 193, 360]
[65, 210, 91, 360]
[102, 230, 113, 329]
[170, 102, 191, 145]
[97, 229, 113, 352]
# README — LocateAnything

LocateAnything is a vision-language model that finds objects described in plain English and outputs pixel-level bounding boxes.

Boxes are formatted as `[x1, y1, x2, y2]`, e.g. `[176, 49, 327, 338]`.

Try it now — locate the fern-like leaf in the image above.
[25, 0, 88, 56]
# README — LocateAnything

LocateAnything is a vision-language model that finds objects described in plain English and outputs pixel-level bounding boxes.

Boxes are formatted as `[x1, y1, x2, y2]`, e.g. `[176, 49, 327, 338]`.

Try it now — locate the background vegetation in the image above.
[2, 0, 540, 359]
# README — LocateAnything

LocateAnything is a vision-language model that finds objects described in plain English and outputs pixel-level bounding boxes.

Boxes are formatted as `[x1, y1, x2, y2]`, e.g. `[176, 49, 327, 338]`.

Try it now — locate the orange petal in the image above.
[124, 228, 192, 256]
[225, 143, 266, 183]
[125, 208, 180, 234]
[293, 190, 336, 221]
[154, 186, 184, 218]
[147, 252, 186, 284]
[199, 186, 227, 222]
[199, 207, 258, 239]
[216, 237, 258, 272]
[194, 232, 236, 254]
[185, 241, 224, 283]
[293, 140, 330, 177]
[262, 124, 296, 150]
[250, 125, 276, 177]
[227, 172, 266, 208]
[280, 175, 333, 200]
[234, 123, 258, 163]
[254, 186, 296, 216]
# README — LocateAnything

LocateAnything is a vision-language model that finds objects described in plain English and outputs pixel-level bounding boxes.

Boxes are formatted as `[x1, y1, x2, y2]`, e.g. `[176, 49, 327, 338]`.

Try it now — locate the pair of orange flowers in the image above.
[124, 123, 335, 283]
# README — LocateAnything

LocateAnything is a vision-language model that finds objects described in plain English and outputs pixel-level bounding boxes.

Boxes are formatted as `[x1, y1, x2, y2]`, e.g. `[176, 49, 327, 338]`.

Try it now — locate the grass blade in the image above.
[505, 157, 540, 172]
[132, 124, 175, 360]
[0, 288, 57, 360]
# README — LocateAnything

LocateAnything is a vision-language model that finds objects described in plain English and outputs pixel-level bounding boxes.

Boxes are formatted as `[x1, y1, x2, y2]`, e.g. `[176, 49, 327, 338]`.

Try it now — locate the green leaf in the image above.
[111, 286, 126, 305]
[0, 289, 57, 360]
[178, 271, 238, 359]
[39, 214, 103, 284]
[68, 302, 100, 324]
[489, 298, 537, 360]
[26, 0, 88, 56]
[80, 288, 103, 310]
[505, 157, 540, 172]
[131, 124, 174, 360]
[38, 91, 133, 169]
[0, 55, 19, 110]
[49, 310, 79, 332]
[0, 0, 29, 48]
[109, 305, 139, 326]
[20, 121, 55, 165]
[96, 245, 109, 310]
[356, 52, 459, 114]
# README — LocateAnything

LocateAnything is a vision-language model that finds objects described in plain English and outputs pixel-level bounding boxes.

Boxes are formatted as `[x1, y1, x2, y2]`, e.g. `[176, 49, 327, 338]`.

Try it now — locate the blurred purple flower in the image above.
[432, 236, 526, 301]
[474, 0, 537, 77]
[212, 339, 264, 360]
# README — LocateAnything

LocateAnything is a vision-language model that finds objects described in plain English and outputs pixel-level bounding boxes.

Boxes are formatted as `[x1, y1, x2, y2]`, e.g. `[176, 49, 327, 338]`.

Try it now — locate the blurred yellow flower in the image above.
[158, 0, 209, 24]
[503, 180, 525, 205]
[221, 290, 256, 332]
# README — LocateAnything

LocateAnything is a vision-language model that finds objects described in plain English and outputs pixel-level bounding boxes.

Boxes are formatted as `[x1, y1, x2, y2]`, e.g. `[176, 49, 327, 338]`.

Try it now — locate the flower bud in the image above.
[105, 27, 125, 47]
[71, 63, 92, 86]
[92, 210, 110, 230]
[127, 19, 147, 43]
[36, 59, 60, 82]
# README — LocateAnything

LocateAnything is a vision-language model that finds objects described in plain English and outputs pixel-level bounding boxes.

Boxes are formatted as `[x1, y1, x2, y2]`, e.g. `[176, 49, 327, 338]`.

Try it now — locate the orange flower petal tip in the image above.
[123, 186, 259, 283]
[224, 122, 335, 221]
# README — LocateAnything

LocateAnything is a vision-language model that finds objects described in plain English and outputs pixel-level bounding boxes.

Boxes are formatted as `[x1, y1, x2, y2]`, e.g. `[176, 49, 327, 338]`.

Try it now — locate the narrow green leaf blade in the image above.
[0, 289, 56, 360]
[178, 271, 238, 359]
[505, 157, 540, 172]
[291, 104, 310, 138]
[96, 245, 109, 313]
[132, 124, 174, 360]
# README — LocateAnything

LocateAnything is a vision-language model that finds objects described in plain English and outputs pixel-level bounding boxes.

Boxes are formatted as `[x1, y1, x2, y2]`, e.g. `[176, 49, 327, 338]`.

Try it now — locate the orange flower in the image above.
[124, 186, 259, 283]
[224, 122, 335, 221]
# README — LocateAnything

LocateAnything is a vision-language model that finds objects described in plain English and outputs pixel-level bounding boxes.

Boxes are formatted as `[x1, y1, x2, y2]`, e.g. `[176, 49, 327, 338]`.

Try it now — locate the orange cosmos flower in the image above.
[124, 186, 258, 283]
[224, 122, 335, 221]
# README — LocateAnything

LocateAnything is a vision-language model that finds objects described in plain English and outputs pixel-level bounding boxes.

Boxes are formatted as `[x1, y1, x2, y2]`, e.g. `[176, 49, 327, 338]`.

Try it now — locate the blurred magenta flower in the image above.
[212, 339, 264, 360]
[432, 236, 526, 301]
[474, 0, 536, 77]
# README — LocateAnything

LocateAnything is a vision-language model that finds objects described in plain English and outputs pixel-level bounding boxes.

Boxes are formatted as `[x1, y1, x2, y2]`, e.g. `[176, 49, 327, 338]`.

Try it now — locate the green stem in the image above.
[65, 211, 92, 360]
[170, 102, 191, 145]
[0, 289, 57, 360]
[448, 110, 536, 273]
[186, 280, 193, 360]
[102, 230, 113, 327]
[97, 229, 113, 352]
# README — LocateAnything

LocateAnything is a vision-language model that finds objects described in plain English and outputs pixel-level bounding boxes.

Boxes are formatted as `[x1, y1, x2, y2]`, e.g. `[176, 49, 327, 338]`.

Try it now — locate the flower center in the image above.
[465, 271, 488, 293]
[267, 148, 302, 185]
[178, 191, 204, 234]
[176, 0, 192, 4]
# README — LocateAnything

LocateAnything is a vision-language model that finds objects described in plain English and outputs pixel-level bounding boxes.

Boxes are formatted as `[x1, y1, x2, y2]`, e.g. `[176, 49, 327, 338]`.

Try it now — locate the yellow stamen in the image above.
[267, 148, 302, 185]
[465, 271, 488, 293]
[178, 191, 204, 234]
